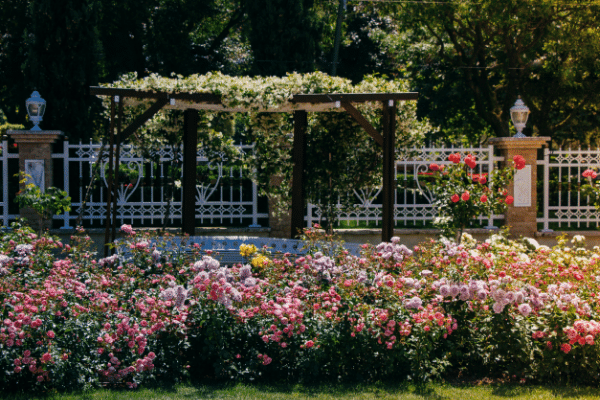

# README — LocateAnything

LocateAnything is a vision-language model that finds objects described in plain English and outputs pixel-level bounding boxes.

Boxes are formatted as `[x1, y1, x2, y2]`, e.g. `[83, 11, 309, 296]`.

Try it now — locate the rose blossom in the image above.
[448, 153, 461, 164]
[451, 194, 460, 203]
[583, 169, 598, 179]
[464, 154, 476, 169]
[513, 155, 526, 170]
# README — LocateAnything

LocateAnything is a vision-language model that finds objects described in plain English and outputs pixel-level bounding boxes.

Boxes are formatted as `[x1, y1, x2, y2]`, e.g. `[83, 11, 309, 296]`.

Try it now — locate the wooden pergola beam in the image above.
[381, 101, 396, 243]
[182, 109, 199, 235]
[120, 97, 169, 142]
[90, 87, 222, 103]
[340, 102, 383, 147]
[290, 93, 419, 103]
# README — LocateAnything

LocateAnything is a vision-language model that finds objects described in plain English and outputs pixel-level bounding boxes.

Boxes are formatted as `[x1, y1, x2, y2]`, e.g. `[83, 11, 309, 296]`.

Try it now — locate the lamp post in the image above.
[25, 91, 46, 131]
[510, 97, 530, 138]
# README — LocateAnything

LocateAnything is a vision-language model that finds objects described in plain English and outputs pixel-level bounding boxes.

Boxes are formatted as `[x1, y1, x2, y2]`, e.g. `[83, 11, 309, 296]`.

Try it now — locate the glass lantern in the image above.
[26, 91, 46, 131]
[510, 97, 530, 138]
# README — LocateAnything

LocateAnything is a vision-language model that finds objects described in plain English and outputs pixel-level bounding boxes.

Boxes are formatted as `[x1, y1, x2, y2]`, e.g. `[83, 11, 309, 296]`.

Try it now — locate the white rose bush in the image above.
[2, 221, 600, 393]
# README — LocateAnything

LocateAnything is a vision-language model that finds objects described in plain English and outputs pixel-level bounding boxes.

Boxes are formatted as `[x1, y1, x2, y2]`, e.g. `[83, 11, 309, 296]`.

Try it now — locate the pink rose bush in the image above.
[581, 168, 600, 212]
[427, 153, 525, 242]
[2, 222, 600, 392]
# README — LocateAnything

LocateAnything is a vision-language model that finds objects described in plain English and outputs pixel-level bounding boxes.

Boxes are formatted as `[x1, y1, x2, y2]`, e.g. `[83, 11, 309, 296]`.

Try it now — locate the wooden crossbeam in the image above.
[291, 93, 418, 103]
[119, 97, 169, 142]
[341, 102, 383, 147]
[90, 87, 221, 103]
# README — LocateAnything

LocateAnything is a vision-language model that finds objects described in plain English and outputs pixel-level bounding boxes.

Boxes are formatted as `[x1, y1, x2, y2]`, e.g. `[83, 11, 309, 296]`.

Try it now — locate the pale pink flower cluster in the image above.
[160, 285, 189, 308]
[120, 224, 135, 235]
[435, 278, 488, 302]
[376, 240, 413, 262]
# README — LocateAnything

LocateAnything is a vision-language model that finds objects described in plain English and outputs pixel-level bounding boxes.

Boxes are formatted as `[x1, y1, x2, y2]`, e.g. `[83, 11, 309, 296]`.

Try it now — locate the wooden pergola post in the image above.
[182, 109, 199, 235]
[381, 100, 396, 243]
[290, 93, 417, 243]
[104, 96, 116, 256]
[291, 110, 307, 239]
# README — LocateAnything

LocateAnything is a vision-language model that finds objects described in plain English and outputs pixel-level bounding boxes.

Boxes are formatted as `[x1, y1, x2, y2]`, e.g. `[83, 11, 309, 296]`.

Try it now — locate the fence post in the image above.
[7, 130, 64, 230]
[489, 137, 550, 238]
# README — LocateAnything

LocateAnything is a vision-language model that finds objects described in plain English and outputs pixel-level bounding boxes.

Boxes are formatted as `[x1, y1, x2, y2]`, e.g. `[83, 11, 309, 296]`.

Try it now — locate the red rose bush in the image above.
[427, 153, 525, 242]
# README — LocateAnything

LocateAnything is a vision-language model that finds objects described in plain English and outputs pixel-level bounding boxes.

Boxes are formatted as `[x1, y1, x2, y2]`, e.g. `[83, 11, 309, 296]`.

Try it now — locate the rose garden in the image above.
[4, 151, 600, 393]
[2, 73, 600, 394]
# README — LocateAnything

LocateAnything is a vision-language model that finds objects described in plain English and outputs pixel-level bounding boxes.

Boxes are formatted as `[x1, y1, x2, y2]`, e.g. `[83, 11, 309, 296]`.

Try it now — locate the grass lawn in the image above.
[3, 382, 600, 400]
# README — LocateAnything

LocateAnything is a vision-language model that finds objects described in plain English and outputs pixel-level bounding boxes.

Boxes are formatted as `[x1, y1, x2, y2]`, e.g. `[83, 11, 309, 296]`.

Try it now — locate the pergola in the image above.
[90, 86, 418, 253]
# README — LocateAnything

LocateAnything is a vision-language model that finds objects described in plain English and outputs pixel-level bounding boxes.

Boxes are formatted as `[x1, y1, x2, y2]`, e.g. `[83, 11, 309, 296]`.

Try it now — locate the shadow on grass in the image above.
[472, 382, 600, 399]
[186, 380, 449, 399]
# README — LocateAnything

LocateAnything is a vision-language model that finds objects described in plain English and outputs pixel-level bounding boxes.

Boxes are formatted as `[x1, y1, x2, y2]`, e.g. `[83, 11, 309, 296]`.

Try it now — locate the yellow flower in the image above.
[239, 244, 258, 258]
[251, 255, 269, 270]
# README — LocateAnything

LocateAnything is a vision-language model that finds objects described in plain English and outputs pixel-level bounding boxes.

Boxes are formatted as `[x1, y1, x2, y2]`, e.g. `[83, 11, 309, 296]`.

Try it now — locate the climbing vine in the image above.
[99, 72, 433, 222]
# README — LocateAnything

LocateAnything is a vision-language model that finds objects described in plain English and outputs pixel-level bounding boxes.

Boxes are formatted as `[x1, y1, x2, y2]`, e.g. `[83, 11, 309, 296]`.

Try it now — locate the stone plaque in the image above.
[25, 159, 45, 191]
[514, 165, 531, 207]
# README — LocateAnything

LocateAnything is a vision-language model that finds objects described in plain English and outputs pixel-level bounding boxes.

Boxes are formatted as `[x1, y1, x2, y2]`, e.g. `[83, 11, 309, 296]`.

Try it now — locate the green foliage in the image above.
[0, 109, 24, 138]
[106, 71, 431, 218]
[389, 0, 600, 144]
[24, 0, 102, 140]
[14, 173, 71, 234]
[246, 0, 320, 76]
[426, 154, 522, 242]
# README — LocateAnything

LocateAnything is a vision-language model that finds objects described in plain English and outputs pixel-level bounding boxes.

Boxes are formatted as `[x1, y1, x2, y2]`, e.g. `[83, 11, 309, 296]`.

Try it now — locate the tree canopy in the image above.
[0, 0, 598, 145]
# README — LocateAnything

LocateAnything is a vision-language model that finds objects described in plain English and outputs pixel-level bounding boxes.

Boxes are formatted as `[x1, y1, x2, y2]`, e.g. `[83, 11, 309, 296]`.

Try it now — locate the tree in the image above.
[0, 0, 32, 125]
[25, 0, 102, 140]
[96, 0, 151, 81]
[246, 0, 321, 76]
[334, 5, 399, 83]
[393, 0, 600, 143]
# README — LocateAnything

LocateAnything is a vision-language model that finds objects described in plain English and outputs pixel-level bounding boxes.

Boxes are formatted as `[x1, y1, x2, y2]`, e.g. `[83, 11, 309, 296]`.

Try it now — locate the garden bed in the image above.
[1, 222, 599, 393]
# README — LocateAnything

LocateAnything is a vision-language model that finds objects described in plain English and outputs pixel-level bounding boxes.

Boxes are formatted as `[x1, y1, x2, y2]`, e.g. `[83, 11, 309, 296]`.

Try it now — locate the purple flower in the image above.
[505, 291, 516, 303]
[439, 285, 450, 297]
[405, 296, 423, 310]
[450, 285, 460, 298]
[518, 303, 532, 317]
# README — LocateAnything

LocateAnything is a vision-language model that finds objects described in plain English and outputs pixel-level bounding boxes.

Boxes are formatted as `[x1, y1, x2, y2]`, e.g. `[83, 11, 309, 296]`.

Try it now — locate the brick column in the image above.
[489, 137, 550, 238]
[7, 130, 64, 230]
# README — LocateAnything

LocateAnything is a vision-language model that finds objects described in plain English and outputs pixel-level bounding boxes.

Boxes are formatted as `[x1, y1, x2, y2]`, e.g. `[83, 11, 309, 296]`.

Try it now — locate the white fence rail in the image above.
[51, 141, 267, 229]
[0, 141, 19, 227]
[538, 147, 600, 231]
[307, 145, 505, 228]
[3, 141, 599, 231]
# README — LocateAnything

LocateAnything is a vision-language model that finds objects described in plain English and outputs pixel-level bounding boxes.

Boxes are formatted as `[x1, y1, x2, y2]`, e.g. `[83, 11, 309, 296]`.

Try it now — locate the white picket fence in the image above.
[537, 147, 600, 231]
[306, 145, 504, 228]
[50, 141, 266, 229]
[0, 143, 19, 226]
[1, 140, 599, 231]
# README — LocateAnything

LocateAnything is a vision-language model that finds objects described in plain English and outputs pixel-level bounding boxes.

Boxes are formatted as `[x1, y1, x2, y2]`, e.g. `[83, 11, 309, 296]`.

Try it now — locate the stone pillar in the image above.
[489, 137, 550, 239]
[7, 130, 64, 230]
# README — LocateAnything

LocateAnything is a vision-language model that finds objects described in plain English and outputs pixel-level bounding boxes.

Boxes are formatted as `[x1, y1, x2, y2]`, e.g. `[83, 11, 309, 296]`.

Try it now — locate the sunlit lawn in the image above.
[3, 382, 600, 400]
